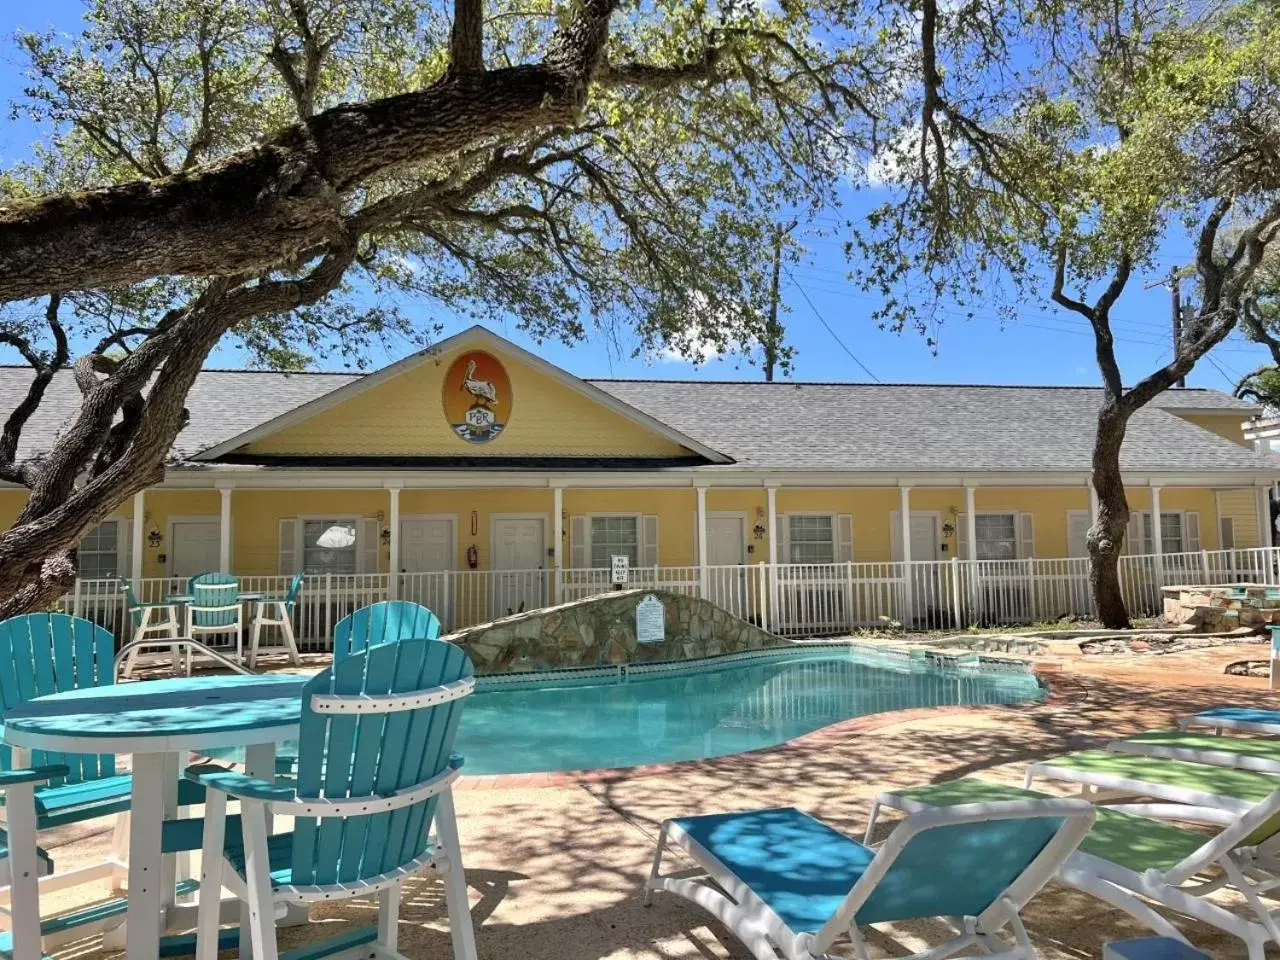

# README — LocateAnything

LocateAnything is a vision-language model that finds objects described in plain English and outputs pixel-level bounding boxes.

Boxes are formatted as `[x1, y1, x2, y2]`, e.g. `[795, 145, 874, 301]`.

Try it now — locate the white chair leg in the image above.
[108, 812, 130, 894]
[377, 882, 400, 953]
[240, 800, 279, 960]
[195, 790, 228, 960]
[435, 789, 478, 960]
[249, 615, 263, 670]
[7, 782, 43, 960]
[279, 606, 301, 665]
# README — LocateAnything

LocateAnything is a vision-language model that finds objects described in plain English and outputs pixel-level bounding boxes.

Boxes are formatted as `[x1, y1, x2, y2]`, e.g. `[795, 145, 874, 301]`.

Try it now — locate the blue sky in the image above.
[0, 2, 1272, 391]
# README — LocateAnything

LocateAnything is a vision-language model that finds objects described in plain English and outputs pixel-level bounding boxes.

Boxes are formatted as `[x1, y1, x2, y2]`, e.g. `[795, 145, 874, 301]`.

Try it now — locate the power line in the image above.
[784, 269, 882, 382]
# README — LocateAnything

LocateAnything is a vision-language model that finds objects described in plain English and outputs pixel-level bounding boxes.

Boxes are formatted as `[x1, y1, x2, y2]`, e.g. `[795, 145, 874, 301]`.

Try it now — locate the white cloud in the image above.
[657, 339, 726, 364]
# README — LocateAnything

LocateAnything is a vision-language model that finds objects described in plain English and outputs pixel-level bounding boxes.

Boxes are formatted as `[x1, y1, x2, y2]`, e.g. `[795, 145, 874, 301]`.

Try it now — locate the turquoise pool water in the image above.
[455, 648, 1044, 775]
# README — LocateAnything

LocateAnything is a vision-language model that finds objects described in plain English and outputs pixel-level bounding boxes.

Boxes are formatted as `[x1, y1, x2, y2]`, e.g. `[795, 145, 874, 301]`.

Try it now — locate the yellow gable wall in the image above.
[239, 343, 692, 459]
[1176, 412, 1251, 447]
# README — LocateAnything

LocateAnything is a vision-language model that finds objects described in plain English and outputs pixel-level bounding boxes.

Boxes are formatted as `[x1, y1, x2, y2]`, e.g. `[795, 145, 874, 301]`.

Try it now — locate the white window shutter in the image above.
[277, 519, 300, 575]
[955, 513, 968, 562]
[117, 520, 132, 581]
[641, 515, 659, 568]
[569, 516, 588, 568]
[778, 514, 791, 564]
[1018, 513, 1035, 560]
[890, 511, 903, 563]
[1125, 513, 1143, 555]
[1220, 516, 1235, 549]
[837, 514, 854, 563]
[357, 518, 380, 574]
[1186, 512, 1201, 552]
[1067, 510, 1090, 558]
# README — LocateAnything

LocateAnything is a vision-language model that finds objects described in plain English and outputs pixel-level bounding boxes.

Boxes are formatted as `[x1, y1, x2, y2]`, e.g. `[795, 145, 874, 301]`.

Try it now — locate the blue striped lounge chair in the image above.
[646, 797, 1094, 960]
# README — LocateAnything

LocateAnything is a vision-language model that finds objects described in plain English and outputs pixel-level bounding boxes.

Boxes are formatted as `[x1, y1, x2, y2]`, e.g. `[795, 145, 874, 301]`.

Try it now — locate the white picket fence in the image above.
[55, 546, 1280, 648]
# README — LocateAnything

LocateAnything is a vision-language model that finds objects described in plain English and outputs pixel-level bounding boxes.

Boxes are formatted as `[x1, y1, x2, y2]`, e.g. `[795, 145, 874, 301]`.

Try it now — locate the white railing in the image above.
[54, 546, 1280, 647]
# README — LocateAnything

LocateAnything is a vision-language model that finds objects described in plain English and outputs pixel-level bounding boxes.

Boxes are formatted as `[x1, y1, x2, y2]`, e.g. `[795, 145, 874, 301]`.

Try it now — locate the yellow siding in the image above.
[1177, 412, 1251, 447]
[0, 489, 26, 529]
[241, 342, 691, 459]
[1216, 488, 1262, 548]
[139, 490, 222, 577]
[232, 489, 391, 576]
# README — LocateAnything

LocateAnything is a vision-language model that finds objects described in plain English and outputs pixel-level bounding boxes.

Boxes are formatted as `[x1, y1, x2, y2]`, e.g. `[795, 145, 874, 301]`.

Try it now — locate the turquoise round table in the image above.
[3, 673, 312, 960]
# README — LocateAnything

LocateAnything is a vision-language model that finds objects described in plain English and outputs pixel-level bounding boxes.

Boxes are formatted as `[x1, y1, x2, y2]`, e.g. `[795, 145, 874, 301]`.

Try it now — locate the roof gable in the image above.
[197, 327, 731, 464]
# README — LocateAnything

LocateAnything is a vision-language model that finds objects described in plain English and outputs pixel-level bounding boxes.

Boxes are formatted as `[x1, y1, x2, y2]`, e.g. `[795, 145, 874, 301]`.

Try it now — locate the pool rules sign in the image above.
[636, 594, 665, 644]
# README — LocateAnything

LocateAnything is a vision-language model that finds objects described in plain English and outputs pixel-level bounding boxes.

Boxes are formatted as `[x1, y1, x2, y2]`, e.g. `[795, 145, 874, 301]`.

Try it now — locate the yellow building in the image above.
[2, 326, 1276, 635]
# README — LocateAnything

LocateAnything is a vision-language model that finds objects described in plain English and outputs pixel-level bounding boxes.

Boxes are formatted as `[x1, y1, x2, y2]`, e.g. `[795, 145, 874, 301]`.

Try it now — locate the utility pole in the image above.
[763, 220, 797, 382]
[1144, 269, 1187, 388]
[1171, 269, 1185, 388]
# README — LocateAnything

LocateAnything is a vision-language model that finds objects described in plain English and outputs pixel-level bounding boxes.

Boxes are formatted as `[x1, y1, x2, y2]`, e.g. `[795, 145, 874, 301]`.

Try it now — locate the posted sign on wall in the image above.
[611, 555, 630, 585]
[636, 594, 665, 644]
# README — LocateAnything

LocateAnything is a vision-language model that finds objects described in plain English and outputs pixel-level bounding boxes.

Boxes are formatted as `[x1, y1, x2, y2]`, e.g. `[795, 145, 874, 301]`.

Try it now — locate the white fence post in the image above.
[950, 556, 962, 629]
[844, 561, 855, 633]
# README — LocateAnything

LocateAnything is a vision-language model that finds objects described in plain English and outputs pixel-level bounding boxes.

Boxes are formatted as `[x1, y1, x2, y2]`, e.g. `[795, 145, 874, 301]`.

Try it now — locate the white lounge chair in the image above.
[646, 798, 1094, 960]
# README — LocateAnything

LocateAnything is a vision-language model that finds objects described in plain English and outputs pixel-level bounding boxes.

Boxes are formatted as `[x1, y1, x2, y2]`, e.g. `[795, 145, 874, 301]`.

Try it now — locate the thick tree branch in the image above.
[450, 0, 485, 74]
[0, 294, 67, 485]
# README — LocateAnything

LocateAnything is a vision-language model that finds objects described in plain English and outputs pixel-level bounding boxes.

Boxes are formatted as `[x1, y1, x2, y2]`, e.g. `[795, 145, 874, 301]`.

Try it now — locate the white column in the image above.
[696, 486, 708, 597]
[899, 485, 914, 619]
[766, 487, 779, 565]
[553, 485, 564, 603]
[218, 486, 233, 573]
[964, 484, 978, 562]
[766, 486, 779, 630]
[1151, 485, 1165, 586]
[387, 486, 401, 599]
[1258, 484, 1273, 552]
[131, 491, 145, 585]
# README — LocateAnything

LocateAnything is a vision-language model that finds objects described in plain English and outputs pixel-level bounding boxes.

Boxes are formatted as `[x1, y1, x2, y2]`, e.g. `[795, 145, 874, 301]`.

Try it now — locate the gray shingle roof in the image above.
[587, 381, 1272, 473]
[0, 364, 1270, 474]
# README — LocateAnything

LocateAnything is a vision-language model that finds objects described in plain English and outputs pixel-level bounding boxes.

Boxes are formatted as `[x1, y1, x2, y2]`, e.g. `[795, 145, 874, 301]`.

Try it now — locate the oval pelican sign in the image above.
[443, 350, 512, 444]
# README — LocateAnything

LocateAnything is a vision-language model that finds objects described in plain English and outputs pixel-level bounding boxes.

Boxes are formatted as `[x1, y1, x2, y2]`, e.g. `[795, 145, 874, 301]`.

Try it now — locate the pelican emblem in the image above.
[461, 359, 499, 407]
[444, 351, 511, 444]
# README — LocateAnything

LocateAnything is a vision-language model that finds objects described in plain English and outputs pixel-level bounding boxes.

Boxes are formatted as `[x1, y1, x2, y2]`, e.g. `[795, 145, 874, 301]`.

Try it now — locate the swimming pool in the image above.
[454, 645, 1044, 775]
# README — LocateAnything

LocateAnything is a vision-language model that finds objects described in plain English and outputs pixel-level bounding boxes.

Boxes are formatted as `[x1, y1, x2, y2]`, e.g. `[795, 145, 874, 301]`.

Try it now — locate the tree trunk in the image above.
[1088, 399, 1132, 628]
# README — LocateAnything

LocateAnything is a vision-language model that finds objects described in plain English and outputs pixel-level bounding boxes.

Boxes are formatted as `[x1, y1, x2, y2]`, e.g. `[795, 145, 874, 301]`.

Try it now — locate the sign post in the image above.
[611, 555, 629, 591]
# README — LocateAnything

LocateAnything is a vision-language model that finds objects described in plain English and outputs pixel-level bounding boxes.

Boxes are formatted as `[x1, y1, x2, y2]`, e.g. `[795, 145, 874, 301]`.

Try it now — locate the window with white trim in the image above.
[78, 520, 121, 579]
[590, 516, 639, 568]
[1143, 513, 1185, 554]
[974, 513, 1017, 561]
[302, 519, 358, 574]
[788, 515, 835, 564]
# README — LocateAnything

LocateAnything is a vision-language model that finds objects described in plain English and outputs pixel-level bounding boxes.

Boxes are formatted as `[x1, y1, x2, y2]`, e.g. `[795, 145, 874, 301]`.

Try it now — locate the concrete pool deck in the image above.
[34, 640, 1280, 959]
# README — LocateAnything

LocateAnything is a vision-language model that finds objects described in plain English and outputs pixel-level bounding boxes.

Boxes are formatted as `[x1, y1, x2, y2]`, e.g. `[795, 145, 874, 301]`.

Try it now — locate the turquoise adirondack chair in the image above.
[185, 572, 244, 662]
[187, 637, 478, 960]
[0, 613, 202, 934]
[0, 762, 66, 960]
[118, 578, 182, 678]
[247, 573, 304, 669]
[333, 600, 442, 660]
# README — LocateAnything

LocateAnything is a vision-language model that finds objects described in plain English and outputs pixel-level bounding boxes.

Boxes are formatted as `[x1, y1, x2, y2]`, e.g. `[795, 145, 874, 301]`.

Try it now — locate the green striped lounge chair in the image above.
[1181, 707, 1280, 737]
[0, 613, 203, 945]
[185, 637, 477, 960]
[868, 777, 1280, 960]
[645, 797, 1095, 960]
[1108, 729, 1280, 775]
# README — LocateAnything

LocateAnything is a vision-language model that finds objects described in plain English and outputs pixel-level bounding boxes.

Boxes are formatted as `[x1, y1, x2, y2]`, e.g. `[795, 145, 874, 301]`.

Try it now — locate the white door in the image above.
[908, 514, 941, 623]
[705, 514, 748, 618]
[492, 517, 547, 618]
[400, 517, 455, 624]
[170, 520, 221, 579]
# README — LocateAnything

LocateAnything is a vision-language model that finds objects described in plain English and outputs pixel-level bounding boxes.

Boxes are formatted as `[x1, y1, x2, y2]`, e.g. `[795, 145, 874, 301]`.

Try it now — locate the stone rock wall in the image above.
[1162, 584, 1280, 633]
[442, 588, 781, 673]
